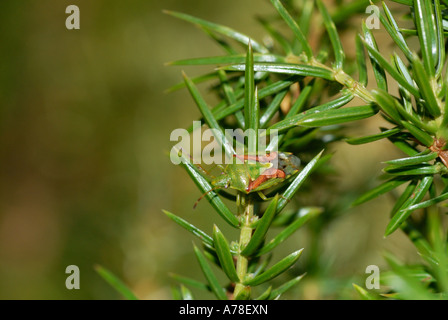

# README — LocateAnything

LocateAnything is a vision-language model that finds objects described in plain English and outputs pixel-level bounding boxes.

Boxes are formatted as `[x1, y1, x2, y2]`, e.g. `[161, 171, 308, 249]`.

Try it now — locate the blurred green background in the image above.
[0, 0, 420, 299]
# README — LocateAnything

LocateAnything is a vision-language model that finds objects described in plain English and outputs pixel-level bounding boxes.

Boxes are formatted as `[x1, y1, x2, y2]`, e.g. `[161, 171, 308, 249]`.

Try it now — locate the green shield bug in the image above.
[193, 151, 301, 207]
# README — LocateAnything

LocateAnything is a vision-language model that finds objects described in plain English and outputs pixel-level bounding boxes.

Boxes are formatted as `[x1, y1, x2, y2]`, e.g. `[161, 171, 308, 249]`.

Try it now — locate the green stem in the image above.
[333, 68, 375, 102]
[312, 59, 375, 102]
[234, 194, 254, 299]
[288, 55, 375, 103]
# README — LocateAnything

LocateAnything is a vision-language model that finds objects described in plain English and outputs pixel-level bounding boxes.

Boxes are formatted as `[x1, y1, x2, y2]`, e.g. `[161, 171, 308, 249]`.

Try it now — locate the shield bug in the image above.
[193, 151, 301, 207]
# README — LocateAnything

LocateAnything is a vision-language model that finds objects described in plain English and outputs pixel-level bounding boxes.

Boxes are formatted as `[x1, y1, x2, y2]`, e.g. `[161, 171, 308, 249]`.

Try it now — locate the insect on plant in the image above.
[191, 151, 302, 207]
[97, 0, 448, 301]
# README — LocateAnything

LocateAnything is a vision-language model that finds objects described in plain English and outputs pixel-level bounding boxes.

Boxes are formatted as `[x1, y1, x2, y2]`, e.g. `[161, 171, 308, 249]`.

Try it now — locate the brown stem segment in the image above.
[430, 138, 448, 168]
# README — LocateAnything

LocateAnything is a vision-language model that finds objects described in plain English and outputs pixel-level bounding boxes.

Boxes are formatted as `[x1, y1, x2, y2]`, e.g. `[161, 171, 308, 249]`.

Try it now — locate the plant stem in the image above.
[332, 68, 375, 102]
[311, 58, 375, 102]
[234, 193, 254, 299]
[287, 55, 375, 103]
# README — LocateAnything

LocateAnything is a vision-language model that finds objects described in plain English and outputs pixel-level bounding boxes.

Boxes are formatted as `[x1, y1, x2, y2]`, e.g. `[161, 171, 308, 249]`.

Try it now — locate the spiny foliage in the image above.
[164, 0, 448, 300]
[99, 0, 448, 300]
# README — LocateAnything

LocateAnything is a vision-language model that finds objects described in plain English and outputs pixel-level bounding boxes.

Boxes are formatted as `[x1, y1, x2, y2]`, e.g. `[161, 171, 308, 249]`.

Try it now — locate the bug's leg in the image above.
[256, 191, 270, 201]
[256, 191, 290, 202]
[193, 187, 221, 209]
[197, 164, 216, 178]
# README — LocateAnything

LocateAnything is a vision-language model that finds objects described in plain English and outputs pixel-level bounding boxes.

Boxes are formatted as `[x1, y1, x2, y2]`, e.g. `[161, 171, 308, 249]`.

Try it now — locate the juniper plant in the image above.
[98, 0, 448, 300]
[163, 0, 448, 300]
[162, 0, 355, 300]
[161, 0, 362, 300]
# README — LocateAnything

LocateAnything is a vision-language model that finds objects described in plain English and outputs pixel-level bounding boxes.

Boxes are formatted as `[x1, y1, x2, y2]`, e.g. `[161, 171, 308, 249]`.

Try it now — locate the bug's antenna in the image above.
[204, 163, 221, 176]
[193, 187, 221, 209]
[196, 163, 214, 178]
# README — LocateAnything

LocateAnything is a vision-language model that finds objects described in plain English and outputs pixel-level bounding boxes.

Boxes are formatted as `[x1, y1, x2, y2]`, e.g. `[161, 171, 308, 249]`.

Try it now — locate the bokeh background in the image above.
[0, 0, 421, 299]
